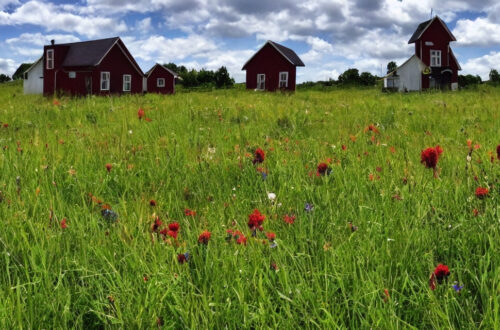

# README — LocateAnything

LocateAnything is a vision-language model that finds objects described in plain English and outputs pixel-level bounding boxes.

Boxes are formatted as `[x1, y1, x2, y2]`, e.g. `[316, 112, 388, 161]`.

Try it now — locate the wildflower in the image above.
[177, 252, 190, 264]
[138, 108, 145, 120]
[434, 264, 450, 282]
[342, 144, 347, 151]
[253, 148, 265, 164]
[184, 208, 196, 216]
[421, 145, 443, 169]
[270, 262, 279, 271]
[168, 222, 180, 232]
[236, 235, 247, 245]
[267, 192, 276, 201]
[452, 282, 463, 293]
[283, 214, 296, 224]
[348, 222, 358, 232]
[145, 117, 152, 122]
[248, 209, 266, 231]
[316, 162, 332, 176]
[266, 232, 276, 241]
[149, 199, 156, 207]
[151, 217, 162, 232]
[60, 218, 67, 229]
[364, 124, 379, 134]
[2, 123, 8, 128]
[383, 289, 390, 303]
[473, 209, 479, 217]
[198, 230, 211, 244]
[466, 139, 472, 149]
[304, 203, 314, 212]
[53, 99, 60, 106]
[166, 230, 177, 239]
[475, 187, 489, 199]
[105, 163, 112, 172]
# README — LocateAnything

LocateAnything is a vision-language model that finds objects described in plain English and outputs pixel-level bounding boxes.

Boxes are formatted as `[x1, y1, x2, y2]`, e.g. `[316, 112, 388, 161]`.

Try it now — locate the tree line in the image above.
[163, 63, 235, 89]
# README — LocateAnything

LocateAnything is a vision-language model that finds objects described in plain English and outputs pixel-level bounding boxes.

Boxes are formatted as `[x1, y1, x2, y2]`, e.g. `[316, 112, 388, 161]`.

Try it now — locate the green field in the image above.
[1, 81, 499, 328]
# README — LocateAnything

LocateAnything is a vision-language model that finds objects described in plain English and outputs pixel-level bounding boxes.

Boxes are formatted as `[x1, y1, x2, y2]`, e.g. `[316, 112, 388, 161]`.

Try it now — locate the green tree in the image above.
[214, 66, 234, 88]
[0, 74, 11, 83]
[359, 72, 377, 86]
[386, 61, 397, 74]
[338, 68, 360, 85]
[489, 69, 500, 83]
[12, 63, 33, 80]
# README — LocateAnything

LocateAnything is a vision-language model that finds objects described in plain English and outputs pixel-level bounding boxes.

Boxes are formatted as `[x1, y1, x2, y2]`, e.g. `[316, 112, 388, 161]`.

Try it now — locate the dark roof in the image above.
[268, 41, 305, 66]
[408, 16, 456, 44]
[145, 63, 179, 78]
[58, 37, 119, 67]
[242, 40, 305, 69]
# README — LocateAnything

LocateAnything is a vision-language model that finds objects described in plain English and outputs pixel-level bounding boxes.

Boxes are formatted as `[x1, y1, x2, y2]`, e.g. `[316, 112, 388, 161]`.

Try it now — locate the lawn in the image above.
[0, 81, 499, 328]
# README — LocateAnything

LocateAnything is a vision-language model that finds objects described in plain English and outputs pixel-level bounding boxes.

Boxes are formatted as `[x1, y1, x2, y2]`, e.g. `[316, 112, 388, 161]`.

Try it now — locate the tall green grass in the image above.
[0, 81, 499, 328]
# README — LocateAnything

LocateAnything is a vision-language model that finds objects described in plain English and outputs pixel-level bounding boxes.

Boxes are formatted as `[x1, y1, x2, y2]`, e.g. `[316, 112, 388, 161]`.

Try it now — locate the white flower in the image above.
[208, 147, 216, 154]
[268, 192, 276, 201]
[466, 155, 471, 162]
[128, 130, 133, 134]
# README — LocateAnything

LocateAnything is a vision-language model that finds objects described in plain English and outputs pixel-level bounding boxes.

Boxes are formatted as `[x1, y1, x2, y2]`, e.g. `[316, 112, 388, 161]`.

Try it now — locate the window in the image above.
[46, 49, 54, 69]
[123, 74, 131, 91]
[256, 74, 265, 90]
[100, 72, 110, 91]
[279, 72, 288, 88]
[68, 72, 76, 78]
[24, 72, 28, 80]
[430, 50, 441, 67]
[157, 78, 165, 87]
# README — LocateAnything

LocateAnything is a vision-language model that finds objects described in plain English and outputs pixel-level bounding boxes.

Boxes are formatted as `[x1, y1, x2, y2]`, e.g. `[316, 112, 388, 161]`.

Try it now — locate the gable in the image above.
[408, 16, 456, 44]
[146, 64, 178, 78]
[242, 41, 304, 70]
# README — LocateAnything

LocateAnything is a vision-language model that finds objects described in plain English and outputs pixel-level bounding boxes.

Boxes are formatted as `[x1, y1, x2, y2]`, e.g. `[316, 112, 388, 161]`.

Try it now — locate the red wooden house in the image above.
[242, 40, 304, 92]
[408, 16, 461, 90]
[145, 63, 180, 94]
[42, 37, 144, 96]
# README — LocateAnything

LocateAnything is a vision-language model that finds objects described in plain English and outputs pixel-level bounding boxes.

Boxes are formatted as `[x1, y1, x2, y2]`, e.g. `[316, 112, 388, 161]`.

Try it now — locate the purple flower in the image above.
[305, 203, 314, 212]
[452, 282, 463, 293]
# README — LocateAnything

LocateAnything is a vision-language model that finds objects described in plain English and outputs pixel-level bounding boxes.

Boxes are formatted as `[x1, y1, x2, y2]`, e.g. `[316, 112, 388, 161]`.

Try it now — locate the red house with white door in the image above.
[145, 63, 180, 94]
[42, 37, 144, 96]
[242, 40, 304, 92]
[408, 16, 461, 90]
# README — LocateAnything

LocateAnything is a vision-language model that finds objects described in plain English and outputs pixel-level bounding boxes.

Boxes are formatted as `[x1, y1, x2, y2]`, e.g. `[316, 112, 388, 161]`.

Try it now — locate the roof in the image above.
[384, 55, 427, 78]
[449, 48, 462, 71]
[408, 16, 456, 44]
[57, 37, 120, 67]
[145, 63, 180, 78]
[242, 40, 305, 70]
[24, 56, 43, 74]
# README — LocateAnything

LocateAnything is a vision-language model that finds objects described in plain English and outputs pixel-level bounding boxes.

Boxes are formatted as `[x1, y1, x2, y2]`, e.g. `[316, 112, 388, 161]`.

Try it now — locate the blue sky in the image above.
[1, 0, 499, 82]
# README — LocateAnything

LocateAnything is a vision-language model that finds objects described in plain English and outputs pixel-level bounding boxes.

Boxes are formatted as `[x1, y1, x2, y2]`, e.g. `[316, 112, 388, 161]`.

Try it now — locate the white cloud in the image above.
[0, 1, 127, 37]
[0, 58, 17, 75]
[454, 17, 500, 47]
[135, 17, 152, 33]
[6, 32, 80, 47]
[461, 51, 500, 80]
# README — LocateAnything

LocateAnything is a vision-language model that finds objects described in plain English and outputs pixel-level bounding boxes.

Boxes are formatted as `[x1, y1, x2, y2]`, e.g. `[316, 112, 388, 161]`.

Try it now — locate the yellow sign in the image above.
[422, 67, 431, 75]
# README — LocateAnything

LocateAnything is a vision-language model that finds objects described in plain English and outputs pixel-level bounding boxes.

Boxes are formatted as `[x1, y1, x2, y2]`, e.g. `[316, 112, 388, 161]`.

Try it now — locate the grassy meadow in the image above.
[0, 80, 500, 328]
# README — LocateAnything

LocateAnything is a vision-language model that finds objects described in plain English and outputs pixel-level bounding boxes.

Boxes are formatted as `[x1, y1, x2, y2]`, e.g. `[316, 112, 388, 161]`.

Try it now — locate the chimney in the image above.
[51, 39, 55, 45]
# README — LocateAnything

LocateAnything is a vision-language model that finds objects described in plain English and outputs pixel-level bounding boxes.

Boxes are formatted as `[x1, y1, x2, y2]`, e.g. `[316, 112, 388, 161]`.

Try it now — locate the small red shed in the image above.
[42, 37, 144, 96]
[145, 64, 179, 94]
[242, 40, 305, 92]
[408, 16, 461, 90]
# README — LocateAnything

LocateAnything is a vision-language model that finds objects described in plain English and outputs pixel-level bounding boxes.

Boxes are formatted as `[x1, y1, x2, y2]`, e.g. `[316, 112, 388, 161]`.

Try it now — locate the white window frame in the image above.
[46, 49, 54, 70]
[68, 71, 76, 79]
[256, 74, 265, 90]
[123, 74, 131, 92]
[100, 72, 110, 91]
[157, 78, 165, 87]
[430, 50, 441, 67]
[279, 71, 289, 88]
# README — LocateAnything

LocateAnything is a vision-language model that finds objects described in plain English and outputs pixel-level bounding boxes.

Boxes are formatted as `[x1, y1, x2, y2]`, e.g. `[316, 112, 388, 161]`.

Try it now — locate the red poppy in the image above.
[248, 209, 266, 231]
[236, 235, 247, 245]
[266, 232, 276, 241]
[177, 253, 187, 264]
[420, 145, 443, 169]
[475, 187, 489, 199]
[166, 230, 178, 239]
[53, 99, 61, 106]
[184, 208, 196, 216]
[341, 144, 347, 151]
[433, 264, 450, 284]
[2, 123, 8, 128]
[364, 124, 379, 134]
[168, 222, 180, 232]
[497, 144, 500, 160]
[149, 199, 157, 207]
[151, 217, 162, 232]
[105, 163, 112, 172]
[138, 108, 145, 120]
[253, 148, 265, 164]
[198, 230, 211, 244]
[283, 214, 296, 224]
[60, 218, 67, 229]
[316, 162, 331, 176]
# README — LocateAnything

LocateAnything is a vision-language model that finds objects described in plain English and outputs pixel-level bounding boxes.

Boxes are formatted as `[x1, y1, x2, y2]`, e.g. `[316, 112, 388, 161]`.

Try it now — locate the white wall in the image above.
[396, 56, 425, 92]
[23, 60, 44, 94]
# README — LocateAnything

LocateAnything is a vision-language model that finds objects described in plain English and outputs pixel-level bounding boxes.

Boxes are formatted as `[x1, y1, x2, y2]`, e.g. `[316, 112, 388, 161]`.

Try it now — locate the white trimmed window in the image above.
[123, 74, 131, 91]
[430, 50, 441, 67]
[46, 49, 54, 69]
[68, 72, 76, 78]
[256, 74, 265, 90]
[157, 78, 165, 87]
[279, 72, 288, 88]
[100, 72, 110, 91]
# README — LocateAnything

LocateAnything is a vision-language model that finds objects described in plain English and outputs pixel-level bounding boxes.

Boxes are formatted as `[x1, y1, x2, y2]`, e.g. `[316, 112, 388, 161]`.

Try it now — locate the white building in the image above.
[384, 55, 430, 92]
[23, 56, 44, 95]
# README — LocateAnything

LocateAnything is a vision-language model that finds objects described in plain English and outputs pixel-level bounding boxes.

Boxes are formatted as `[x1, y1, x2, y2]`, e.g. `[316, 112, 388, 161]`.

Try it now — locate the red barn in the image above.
[42, 37, 144, 96]
[242, 40, 304, 92]
[145, 63, 179, 94]
[408, 16, 461, 90]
